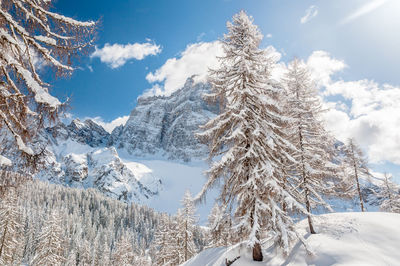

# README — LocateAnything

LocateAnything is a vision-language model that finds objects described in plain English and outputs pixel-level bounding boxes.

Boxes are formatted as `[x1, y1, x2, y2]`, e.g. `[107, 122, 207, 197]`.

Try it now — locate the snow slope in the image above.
[183, 212, 400, 266]
[120, 155, 218, 224]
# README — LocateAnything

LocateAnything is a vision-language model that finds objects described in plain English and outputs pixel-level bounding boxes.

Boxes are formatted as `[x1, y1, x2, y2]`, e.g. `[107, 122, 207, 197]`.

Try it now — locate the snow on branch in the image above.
[0, 0, 97, 163]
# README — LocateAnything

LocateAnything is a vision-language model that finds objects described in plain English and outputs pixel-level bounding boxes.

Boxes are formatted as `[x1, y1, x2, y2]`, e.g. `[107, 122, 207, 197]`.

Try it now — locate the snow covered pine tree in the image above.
[178, 190, 198, 263]
[341, 138, 371, 212]
[31, 211, 66, 266]
[207, 202, 233, 248]
[0, 188, 23, 265]
[284, 58, 336, 234]
[196, 11, 308, 260]
[0, 0, 96, 168]
[378, 173, 400, 213]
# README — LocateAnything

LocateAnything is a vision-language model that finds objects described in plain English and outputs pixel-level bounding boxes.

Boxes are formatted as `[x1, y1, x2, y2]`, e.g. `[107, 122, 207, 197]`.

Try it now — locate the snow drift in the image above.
[183, 212, 400, 266]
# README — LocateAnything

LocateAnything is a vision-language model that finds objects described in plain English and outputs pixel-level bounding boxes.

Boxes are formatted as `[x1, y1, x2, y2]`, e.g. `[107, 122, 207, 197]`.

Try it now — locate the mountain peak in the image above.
[114, 78, 218, 161]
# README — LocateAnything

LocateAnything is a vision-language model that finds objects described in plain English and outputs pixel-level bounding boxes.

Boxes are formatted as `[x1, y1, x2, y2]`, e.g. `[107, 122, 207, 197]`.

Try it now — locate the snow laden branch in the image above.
[0, 0, 97, 164]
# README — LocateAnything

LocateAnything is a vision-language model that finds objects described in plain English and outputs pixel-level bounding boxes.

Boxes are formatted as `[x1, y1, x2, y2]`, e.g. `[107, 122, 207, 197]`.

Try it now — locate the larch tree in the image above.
[284, 58, 335, 234]
[178, 190, 198, 263]
[196, 11, 308, 260]
[0, 0, 96, 168]
[378, 173, 400, 213]
[341, 138, 371, 212]
[0, 188, 23, 265]
[152, 216, 171, 266]
[207, 202, 232, 248]
[111, 234, 135, 266]
[31, 211, 66, 266]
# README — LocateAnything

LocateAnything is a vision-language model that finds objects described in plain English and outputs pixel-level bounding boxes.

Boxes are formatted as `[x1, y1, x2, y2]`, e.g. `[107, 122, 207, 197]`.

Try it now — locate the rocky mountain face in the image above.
[46, 119, 110, 147]
[110, 77, 218, 161]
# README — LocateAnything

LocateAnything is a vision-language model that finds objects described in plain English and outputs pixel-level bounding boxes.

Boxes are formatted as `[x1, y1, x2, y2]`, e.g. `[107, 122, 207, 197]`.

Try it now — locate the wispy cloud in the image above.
[341, 0, 388, 25]
[196, 32, 206, 42]
[300, 5, 318, 24]
[91, 41, 161, 69]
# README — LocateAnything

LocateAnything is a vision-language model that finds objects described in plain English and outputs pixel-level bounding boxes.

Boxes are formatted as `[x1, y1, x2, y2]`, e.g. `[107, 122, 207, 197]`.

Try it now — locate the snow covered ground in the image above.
[121, 155, 218, 224]
[183, 212, 400, 265]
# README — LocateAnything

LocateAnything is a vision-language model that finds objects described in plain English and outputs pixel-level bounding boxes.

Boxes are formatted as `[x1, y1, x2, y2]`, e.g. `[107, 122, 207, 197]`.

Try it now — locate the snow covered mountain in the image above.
[35, 77, 217, 204]
[1, 77, 217, 206]
[37, 119, 162, 203]
[111, 77, 219, 161]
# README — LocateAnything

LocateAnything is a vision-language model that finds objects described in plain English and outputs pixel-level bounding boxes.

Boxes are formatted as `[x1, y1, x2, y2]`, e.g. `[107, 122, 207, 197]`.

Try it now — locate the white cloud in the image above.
[300, 5, 319, 24]
[306, 51, 400, 164]
[91, 42, 161, 69]
[266, 33, 272, 38]
[307, 51, 347, 87]
[144, 41, 224, 97]
[341, 0, 388, 25]
[90, 116, 129, 133]
[143, 41, 282, 98]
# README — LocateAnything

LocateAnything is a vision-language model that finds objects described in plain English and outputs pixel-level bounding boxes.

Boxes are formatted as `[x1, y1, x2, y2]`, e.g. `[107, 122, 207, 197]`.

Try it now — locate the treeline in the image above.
[0, 172, 206, 265]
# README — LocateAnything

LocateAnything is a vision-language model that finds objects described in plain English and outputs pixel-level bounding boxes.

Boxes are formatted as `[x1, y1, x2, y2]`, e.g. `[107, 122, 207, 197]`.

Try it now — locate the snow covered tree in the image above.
[167, 216, 183, 265]
[177, 190, 198, 263]
[0, 0, 96, 167]
[378, 173, 400, 213]
[341, 138, 371, 212]
[284, 58, 336, 234]
[31, 211, 66, 266]
[0, 188, 23, 265]
[196, 11, 307, 260]
[111, 234, 135, 266]
[152, 215, 174, 265]
[132, 250, 151, 266]
[77, 238, 92, 265]
[207, 202, 233, 248]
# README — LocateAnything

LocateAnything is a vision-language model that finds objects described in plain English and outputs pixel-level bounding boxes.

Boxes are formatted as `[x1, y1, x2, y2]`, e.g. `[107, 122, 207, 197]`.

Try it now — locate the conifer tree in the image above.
[168, 216, 182, 265]
[31, 211, 66, 266]
[341, 138, 371, 212]
[284, 58, 336, 234]
[178, 190, 198, 263]
[378, 173, 400, 213]
[196, 11, 307, 259]
[111, 234, 135, 266]
[207, 203, 232, 247]
[77, 238, 92, 265]
[0, 189, 23, 265]
[153, 215, 173, 266]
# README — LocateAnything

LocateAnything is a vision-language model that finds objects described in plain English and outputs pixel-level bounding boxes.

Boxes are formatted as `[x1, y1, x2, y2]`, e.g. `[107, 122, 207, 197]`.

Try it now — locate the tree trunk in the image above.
[298, 126, 316, 234]
[351, 146, 365, 212]
[250, 203, 263, 261]
[354, 167, 364, 212]
[305, 194, 316, 234]
[252, 242, 263, 261]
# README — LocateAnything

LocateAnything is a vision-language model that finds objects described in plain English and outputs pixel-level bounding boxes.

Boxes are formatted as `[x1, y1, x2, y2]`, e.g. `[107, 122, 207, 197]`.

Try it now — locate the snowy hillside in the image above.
[184, 212, 400, 266]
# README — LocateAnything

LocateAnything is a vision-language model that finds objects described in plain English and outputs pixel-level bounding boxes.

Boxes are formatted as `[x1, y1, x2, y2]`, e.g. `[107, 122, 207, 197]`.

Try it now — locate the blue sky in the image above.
[48, 0, 400, 180]
[50, 0, 399, 120]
